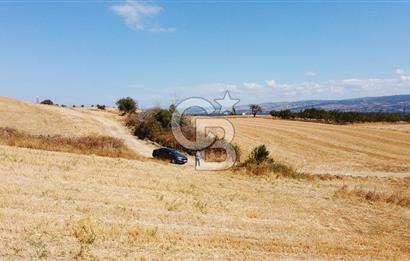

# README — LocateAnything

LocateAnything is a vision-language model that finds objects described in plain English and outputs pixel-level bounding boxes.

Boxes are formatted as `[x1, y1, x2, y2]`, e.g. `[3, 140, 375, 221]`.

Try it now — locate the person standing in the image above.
[195, 150, 201, 168]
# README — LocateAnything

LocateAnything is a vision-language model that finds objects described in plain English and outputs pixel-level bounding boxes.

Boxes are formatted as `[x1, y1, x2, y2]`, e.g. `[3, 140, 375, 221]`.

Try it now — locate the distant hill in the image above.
[236, 94, 410, 114]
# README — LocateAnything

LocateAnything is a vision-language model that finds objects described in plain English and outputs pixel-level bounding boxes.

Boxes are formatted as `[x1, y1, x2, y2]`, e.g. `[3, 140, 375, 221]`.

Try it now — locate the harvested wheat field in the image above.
[0, 97, 108, 137]
[0, 145, 409, 260]
[227, 117, 410, 177]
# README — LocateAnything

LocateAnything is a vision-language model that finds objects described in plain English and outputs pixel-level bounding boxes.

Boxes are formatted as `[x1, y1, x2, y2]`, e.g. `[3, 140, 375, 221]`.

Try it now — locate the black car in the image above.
[152, 148, 188, 164]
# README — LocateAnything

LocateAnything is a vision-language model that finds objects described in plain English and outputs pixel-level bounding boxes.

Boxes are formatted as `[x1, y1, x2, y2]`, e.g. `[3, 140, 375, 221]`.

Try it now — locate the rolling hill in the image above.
[236, 94, 410, 114]
[0, 97, 409, 259]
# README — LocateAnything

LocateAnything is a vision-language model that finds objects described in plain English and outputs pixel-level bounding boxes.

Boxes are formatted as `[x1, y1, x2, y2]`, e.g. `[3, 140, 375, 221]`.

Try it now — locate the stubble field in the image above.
[228, 117, 410, 177]
[0, 97, 409, 259]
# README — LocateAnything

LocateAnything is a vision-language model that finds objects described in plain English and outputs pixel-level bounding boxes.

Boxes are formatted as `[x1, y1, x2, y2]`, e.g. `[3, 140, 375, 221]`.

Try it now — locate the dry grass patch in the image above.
[128, 226, 158, 244]
[0, 127, 141, 160]
[335, 184, 410, 207]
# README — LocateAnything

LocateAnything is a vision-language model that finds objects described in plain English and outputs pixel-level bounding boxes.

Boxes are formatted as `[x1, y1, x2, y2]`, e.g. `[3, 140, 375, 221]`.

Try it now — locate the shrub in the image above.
[0, 127, 141, 160]
[40, 99, 54, 105]
[96, 104, 106, 110]
[245, 145, 269, 164]
[134, 119, 162, 140]
[335, 185, 410, 207]
[237, 145, 297, 177]
[116, 97, 137, 114]
[154, 109, 172, 129]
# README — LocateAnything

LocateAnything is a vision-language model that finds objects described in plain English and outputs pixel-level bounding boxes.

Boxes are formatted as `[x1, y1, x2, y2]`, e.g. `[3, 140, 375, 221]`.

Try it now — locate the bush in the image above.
[154, 109, 172, 129]
[96, 104, 106, 110]
[133, 119, 162, 140]
[237, 145, 297, 177]
[0, 127, 140, 160]
[116, 97, 137, 114]
[245, 145, 269, 164]
[40, 99, 54, 105]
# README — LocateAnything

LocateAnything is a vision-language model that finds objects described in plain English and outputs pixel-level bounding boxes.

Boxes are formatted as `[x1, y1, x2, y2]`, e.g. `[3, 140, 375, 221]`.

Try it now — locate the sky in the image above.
[0, 0, 410, 108]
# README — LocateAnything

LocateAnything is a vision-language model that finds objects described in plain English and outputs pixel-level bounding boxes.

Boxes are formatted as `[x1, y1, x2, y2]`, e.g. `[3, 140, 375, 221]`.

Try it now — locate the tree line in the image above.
[270, 108, 410, 123]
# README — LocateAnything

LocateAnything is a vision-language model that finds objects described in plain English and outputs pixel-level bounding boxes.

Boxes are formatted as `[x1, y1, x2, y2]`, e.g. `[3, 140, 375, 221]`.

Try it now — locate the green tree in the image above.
[40, 99, 54, 105]
[250, 104, 262, 117]
[116, 97, 137, 114]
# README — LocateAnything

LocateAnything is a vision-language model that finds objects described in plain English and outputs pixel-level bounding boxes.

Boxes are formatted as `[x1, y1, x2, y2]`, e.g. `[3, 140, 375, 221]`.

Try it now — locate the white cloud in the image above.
[242, 82, 263, 89]
[266, 80, 277, 88]
[157, 70, 410, 106]
[305, 71, 317, 77]
[395, 68, 410, 81]
[110, 0, 174, 32]
[396, 68, 407, 76]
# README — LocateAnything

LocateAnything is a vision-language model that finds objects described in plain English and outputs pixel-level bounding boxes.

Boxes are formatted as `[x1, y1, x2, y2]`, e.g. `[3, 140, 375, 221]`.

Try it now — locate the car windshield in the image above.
[169, 149, 184, 157]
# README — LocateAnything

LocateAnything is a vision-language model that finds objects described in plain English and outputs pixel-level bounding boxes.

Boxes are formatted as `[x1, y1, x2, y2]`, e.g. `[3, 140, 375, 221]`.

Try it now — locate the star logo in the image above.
[214, 91, 240, 114]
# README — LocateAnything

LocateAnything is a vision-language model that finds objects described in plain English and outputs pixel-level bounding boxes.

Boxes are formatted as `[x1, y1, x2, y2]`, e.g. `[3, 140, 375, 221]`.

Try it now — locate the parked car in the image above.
[152, 148, 188, 164]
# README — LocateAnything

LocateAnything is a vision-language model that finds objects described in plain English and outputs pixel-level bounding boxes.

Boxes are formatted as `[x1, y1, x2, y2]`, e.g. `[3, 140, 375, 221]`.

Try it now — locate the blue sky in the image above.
[1, 1, 410, 107]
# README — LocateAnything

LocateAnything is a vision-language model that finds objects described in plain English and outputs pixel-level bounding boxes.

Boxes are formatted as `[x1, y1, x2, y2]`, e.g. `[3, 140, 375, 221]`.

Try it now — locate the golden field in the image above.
[0, 145, 409, 260]
[228, 117, 410, 177]
[0, 96, 108, 137]
[0, 97, 409, 259]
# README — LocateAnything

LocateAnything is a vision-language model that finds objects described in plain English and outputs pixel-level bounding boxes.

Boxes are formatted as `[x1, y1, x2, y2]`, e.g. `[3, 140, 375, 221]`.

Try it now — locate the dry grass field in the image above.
[0, 96, 108, 137]
[227, 117, 410, 177]
[0, 97, 409, 259]
[0, 145, 409, 260]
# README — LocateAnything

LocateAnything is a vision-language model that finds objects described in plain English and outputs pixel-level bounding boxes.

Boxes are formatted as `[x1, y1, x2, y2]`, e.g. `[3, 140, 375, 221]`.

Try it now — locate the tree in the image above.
[96, 104, 106, 110]
[250, 104, 262, 117]
[169, 104, 176, 113]
[116, 97, 137, 114]
[229, 106, 237, 115]
[40, 99, 54, 105]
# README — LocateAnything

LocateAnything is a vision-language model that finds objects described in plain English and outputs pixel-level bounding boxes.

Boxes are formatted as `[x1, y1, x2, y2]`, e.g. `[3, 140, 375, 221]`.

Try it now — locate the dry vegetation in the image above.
[0, 96, 108, 137]
[1, 97, 409, 259]
[227, 117, 410, 176]
[335, 182, 410, 208]
[0, 127, 141, 160]
[0, 145, 409, 260]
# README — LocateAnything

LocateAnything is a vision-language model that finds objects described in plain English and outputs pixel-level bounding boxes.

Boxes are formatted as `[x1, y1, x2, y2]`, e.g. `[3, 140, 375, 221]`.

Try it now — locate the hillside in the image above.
[0, 96, 108, 137]
[0, 97, 409, 259]
[236, 94, 410, 114]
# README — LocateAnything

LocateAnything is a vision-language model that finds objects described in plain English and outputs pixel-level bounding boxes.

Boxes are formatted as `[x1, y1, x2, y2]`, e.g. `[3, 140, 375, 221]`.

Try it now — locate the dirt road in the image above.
[78, 109, 158, 158]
